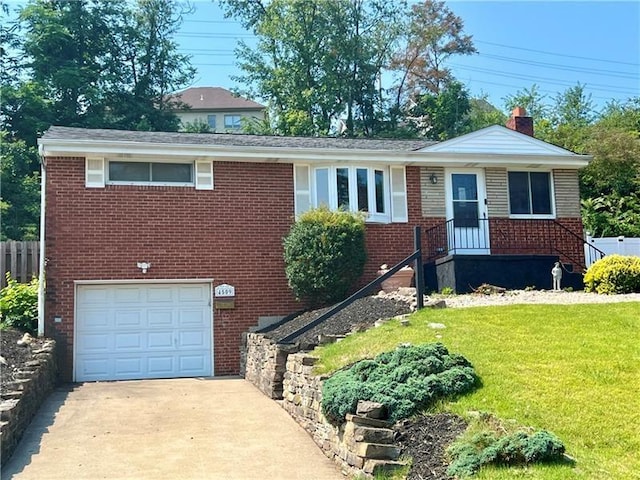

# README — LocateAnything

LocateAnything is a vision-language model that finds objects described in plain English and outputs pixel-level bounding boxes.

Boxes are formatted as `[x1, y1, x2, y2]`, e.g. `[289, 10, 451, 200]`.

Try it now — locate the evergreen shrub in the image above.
[584, 254, 640, 294]
[283, 207, 366, 305]
[321, 343, 478, 424]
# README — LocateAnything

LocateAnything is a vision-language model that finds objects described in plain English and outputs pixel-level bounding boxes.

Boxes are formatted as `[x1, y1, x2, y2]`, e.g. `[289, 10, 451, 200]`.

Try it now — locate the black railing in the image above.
[275, 226, 425, 345]
[423, 218, 606, 272]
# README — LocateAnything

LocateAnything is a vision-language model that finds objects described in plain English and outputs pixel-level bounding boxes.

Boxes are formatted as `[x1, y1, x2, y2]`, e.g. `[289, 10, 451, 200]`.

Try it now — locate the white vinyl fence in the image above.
[585, 235, 640, 268]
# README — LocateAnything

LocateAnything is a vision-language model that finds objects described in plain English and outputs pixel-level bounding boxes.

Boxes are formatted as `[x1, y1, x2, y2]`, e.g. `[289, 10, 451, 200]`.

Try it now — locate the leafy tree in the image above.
[389, 0, 476, 108]
[464, 95, 507, 132]
[503, 84, 548, 129]
[221, 0, 403, 137]
[18, 0, 194, 132]
[405, 81, 470, 140]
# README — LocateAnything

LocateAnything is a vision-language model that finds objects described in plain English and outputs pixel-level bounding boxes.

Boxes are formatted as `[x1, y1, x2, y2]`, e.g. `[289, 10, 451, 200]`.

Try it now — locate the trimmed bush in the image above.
[447, 428, 566, 477]
[321, 343, 478, 424]
[283, 207, 366, 305]
[584, 254, 640, 294]
[0, 273, 38, 334]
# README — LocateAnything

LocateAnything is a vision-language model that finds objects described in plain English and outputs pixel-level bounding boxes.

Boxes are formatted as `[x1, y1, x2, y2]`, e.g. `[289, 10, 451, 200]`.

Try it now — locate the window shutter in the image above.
[390, 166, 408, 222]
[294, 165, 311, 216]
[85, 157, 105, 188]
[195, 160, 214, 190]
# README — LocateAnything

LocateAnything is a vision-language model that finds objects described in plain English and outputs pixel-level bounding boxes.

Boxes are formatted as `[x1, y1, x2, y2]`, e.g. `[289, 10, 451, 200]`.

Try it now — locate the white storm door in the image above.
[75, 283, 212, 382]
[445, 169, 490, 254]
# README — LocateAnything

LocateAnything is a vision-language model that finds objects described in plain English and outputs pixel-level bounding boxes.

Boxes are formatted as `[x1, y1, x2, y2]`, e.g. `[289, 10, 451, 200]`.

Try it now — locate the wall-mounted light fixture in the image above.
[430, 173, 438, 185]
[136, 262, 151, 274]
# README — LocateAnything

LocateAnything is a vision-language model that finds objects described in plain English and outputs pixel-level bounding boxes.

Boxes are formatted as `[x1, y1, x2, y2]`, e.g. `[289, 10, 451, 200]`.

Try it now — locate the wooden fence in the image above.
[1, 241, 40, 288]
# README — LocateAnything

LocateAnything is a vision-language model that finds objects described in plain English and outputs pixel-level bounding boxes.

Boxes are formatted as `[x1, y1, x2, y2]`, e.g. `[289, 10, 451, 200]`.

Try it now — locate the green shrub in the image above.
[321, 343, 478, 424]
[0, 273, 39, 334]
[283, 207, 366, 305]
[584, 254, 640, 294]
[447, 428, 566, 477]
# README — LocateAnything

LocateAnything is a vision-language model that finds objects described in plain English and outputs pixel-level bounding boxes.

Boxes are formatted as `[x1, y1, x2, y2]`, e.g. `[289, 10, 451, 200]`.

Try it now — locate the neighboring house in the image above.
[170, 86, 265, 132]
[37, 108, 591, 383]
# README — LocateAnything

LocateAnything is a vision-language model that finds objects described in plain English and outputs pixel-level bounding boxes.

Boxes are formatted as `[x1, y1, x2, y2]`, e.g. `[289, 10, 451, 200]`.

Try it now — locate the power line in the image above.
[450, 63, 639, 94]
[479, 53, 638, 79]
[476, 40, 640, 67]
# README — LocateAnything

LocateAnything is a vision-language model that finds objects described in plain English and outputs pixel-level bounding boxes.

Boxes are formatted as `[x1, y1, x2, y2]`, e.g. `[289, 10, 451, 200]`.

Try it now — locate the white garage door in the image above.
[75, 283, 213, 382]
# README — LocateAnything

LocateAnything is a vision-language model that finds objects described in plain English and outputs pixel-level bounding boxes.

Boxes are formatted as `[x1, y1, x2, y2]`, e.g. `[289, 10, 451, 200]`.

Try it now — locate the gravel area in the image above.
[438, 289, 640, 308]
[263, 296, 412, 346]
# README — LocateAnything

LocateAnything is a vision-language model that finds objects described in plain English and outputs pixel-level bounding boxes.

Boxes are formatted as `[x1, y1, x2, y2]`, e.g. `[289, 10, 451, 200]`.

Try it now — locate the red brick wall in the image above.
[44, 157, 303, 380]
[489, 217, 586, 267]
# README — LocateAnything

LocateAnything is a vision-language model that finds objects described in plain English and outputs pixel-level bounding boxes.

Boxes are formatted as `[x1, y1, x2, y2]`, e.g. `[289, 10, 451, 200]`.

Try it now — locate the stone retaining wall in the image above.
[1, 340, 57, 465]
[241, 331, 298, 399]
[282, 352, 404, 478]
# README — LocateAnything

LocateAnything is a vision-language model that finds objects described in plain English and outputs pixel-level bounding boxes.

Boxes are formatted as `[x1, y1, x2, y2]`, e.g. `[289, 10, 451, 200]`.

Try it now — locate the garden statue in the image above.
[551, 262, 562, 291]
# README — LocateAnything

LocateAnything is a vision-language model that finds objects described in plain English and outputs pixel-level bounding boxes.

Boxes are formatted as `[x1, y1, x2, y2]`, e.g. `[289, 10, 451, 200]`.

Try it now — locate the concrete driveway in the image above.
[2, 378, 345, 480]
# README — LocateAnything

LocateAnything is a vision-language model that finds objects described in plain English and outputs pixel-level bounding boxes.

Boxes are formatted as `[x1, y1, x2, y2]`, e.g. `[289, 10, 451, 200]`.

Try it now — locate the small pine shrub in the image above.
[0, 273, 39, 334]
[446, 421, 566, 477]
[321, 343, 478, 424]
[584, 254, 640, 294]
[283, 207, 366, 305]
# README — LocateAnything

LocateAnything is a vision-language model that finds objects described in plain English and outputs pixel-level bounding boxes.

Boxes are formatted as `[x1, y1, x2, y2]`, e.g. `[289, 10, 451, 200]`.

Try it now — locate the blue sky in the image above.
[177, 1, 640, 114]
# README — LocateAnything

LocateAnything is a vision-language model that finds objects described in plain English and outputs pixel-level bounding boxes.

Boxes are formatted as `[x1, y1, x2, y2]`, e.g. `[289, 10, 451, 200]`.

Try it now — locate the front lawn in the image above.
[313, 302, 640, 479]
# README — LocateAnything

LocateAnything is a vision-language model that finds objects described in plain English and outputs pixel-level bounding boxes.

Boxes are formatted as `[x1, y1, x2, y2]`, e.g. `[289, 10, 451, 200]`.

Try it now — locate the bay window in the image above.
[294, 164, 408, 223]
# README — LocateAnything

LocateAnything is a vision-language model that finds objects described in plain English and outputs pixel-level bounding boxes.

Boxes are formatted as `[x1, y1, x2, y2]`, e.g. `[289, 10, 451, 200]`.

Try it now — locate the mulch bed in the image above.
[0, 328, 48, 392]
[263, 295, 412, 346]
[396, 413, 468, 480]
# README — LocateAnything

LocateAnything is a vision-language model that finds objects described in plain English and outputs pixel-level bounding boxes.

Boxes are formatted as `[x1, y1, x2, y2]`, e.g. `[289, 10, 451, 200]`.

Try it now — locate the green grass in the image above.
[313, 302, 640, 480]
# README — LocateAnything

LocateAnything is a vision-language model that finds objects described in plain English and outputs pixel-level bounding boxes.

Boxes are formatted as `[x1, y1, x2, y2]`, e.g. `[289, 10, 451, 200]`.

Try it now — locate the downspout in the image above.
[37, 147, 46, 337]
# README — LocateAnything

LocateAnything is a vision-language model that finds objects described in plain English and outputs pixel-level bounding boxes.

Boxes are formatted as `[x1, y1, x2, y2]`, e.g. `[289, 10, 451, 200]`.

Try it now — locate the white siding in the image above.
[420, 167, 445, 217]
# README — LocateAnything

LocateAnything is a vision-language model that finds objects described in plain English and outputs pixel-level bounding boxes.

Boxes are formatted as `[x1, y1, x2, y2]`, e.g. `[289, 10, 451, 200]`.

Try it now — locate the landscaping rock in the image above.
[356, 401, 387, 420]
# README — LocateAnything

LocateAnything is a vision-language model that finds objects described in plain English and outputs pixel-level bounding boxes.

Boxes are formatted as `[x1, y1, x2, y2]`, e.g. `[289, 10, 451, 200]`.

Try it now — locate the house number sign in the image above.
[215, 284, 235, 297]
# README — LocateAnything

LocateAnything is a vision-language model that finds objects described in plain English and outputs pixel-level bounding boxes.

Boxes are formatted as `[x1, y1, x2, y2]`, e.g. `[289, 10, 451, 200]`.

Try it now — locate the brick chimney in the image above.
[506, 106, 534, 136]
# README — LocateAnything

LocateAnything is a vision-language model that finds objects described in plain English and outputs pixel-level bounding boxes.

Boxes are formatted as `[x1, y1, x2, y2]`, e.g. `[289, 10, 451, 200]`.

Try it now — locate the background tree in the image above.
[389, 0, 476, 115]
[405, 80, 470, 140]
[221, 0, 403, 136]
[0, 0, 195, 240]
[464, 95, 507, 132]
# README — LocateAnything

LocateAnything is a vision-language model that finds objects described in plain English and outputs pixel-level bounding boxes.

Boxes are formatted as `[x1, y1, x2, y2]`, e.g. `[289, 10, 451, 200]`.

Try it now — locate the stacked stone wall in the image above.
[1, 340, 57, 465]
[282, 353, 404, 478]
[241, 332, 297, 399]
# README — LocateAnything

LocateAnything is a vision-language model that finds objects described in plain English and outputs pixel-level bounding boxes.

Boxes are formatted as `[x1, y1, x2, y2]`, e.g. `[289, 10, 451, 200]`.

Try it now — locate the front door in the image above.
[445, 169, 490, 254]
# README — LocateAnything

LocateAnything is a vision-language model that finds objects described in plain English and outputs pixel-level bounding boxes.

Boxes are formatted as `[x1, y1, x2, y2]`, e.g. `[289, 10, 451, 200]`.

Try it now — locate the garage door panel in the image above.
[148, 356, 175, 375]
[114, 332, 143, 350]
[178, 330, 208, 348]
[114, 357, 143, 376]
[114, 287, 141, 303]
[147, 286, 174, 302]
[78, 287, 109, 304]
[179, 308, 207, 326]
[178, 285, 208, 302]
[79, 310, 110, 329]
[148, 310, 173, 326]
[179, 354, 207, 373]
[77, 333, 110, 352]
[114, 310, 143, 327]
[76, 283, 212, 382]
[147, 331, 174, 349]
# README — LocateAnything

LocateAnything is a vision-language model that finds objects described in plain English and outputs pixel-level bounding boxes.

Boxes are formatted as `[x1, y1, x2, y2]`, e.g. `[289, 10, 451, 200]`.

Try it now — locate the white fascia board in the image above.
[38, 138, 421, 164]
[418, 152, 591, 168]
[38, 138, 591, 168]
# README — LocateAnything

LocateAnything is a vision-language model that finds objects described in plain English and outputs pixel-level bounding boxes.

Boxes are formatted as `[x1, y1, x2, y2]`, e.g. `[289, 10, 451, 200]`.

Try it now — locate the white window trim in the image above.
[507, 169, 556, 219]
[104, 159, 196, 188]
[307, 164, 394, 224]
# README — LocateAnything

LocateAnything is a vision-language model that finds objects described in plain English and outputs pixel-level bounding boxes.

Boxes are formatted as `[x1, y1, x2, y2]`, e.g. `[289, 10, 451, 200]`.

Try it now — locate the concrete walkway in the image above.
[2, 378, 345, 480]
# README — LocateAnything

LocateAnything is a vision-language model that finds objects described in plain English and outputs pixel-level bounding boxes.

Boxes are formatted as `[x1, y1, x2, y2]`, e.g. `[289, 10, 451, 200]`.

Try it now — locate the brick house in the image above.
[37, 109, 591, 382]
